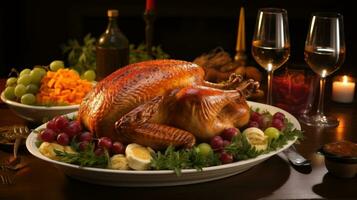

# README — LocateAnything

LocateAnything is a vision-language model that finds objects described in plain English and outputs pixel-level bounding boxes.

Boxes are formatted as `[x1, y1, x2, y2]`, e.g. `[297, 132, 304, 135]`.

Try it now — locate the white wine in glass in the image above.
[304, 46, 345, 76]
[252, 41, 290, 71]
[300, 12, 345, 127]
[252, 8, 290, 105]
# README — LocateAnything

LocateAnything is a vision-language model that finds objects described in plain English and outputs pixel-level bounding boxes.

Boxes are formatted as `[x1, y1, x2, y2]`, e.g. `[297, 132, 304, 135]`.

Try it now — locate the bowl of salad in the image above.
[1, 60, 95, 123]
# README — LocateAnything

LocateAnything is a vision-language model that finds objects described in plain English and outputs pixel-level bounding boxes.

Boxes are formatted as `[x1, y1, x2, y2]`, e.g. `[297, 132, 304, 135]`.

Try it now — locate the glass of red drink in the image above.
[272, 65, 318, 117]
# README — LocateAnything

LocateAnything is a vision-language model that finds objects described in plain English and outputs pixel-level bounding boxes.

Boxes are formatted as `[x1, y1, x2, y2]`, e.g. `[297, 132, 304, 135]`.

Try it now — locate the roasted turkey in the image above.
[78, 59, 260, 150]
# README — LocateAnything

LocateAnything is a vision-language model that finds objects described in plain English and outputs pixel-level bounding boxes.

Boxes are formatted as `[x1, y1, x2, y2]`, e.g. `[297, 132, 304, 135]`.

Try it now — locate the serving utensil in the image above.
[0, 174, 13, 185]
[0, 126, 30, 185]
[283, 145, 311, 167]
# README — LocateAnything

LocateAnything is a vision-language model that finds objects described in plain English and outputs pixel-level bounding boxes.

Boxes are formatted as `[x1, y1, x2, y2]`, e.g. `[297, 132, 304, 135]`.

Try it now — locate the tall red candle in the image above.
[146, 0, 156, 11]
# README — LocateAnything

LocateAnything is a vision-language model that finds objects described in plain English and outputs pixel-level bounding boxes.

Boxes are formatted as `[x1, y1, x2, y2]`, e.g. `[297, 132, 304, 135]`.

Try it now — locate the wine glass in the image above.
[252, 8, 290, 105]
[300, 12, 345, 127]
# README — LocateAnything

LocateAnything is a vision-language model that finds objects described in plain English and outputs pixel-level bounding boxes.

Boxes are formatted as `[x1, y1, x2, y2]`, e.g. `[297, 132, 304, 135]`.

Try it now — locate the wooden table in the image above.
[1, 79, 356, 200]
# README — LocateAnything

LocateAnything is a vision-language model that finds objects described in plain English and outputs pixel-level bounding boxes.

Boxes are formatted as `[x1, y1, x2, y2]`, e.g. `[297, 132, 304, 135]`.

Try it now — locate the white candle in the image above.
[332, 75, 355, 103]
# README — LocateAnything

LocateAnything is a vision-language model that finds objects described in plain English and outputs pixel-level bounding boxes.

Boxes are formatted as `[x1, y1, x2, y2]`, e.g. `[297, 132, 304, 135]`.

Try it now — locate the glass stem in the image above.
[267, 70, 273, 105]
[316, 77, 326, 116]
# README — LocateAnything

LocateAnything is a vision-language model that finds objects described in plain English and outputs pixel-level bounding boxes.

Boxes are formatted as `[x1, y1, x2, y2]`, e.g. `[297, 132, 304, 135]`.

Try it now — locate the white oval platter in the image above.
[26, 101, 300, 187]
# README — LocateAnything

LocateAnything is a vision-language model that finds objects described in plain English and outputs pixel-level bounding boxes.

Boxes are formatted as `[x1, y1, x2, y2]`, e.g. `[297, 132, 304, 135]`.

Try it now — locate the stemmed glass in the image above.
[252, 8, 290, 105]
[300, 13, 345, 127]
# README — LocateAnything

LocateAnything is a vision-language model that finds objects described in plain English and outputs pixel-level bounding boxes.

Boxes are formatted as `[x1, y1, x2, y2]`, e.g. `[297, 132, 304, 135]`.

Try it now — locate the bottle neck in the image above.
[105, 17, 119, 34]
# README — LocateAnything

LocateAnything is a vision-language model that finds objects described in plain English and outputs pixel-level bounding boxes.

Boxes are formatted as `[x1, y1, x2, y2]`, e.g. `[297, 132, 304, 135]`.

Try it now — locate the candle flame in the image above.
[343, 75, 348, 83]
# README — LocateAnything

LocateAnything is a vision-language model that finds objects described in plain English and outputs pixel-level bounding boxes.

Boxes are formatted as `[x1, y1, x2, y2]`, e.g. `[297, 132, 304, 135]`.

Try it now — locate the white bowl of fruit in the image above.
[1, 60, 95, 123]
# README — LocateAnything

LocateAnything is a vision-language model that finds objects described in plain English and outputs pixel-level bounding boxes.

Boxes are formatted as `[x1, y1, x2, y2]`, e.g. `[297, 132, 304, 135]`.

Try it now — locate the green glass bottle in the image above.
[96, 9, 129, 80]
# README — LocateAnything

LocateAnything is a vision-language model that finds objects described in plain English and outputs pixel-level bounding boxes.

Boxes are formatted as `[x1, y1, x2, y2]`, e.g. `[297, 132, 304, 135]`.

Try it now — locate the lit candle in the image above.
[146, 0, 156, 12]
[332, 75, 355, 103]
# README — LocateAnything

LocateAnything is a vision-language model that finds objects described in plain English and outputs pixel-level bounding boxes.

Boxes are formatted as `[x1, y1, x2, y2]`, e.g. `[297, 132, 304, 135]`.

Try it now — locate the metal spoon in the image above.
[283, 145, 311, 167]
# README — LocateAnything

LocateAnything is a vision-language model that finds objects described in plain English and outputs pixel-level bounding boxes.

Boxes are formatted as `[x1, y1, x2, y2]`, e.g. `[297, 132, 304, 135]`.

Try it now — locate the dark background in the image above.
[0, 0, 355, 78]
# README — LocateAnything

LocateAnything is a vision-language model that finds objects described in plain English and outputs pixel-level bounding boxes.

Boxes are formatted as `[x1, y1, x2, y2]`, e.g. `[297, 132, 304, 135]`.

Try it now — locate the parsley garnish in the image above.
[150, 146, 220, 176]
[267, 121, 304, 152]
[54, 142, 109, 168]
[225, 134, 262, 160]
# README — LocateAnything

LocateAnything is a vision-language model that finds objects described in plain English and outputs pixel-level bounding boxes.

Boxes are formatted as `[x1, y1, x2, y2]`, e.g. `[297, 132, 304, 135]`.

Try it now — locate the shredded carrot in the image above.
[36, 69, 93, 105]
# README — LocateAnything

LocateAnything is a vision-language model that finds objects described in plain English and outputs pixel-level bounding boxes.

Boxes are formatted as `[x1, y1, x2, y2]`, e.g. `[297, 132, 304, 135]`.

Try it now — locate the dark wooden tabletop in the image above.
[1, 78, 356, 200]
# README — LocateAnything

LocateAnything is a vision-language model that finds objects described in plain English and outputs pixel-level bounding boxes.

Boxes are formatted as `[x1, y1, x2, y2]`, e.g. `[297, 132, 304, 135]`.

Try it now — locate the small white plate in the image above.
[26, 101, 300, 187]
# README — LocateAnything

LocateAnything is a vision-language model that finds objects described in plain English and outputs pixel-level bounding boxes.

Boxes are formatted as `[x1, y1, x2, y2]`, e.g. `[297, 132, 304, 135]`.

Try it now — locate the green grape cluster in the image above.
[4, 67, 47, 105]
[3, 59, 96, 106]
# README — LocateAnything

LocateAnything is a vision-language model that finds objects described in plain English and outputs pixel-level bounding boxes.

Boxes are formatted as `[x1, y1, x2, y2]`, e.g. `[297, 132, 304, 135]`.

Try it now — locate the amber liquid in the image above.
[96, 46, 129, 80]
[304, 46, 345, 77]
[252, 41, 290, 71]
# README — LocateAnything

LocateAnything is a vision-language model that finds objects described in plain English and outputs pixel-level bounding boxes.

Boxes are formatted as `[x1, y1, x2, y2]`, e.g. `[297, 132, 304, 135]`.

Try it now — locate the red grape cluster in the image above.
[248, 111, 286, 131]
[210, 127, 239, 164]
[39, 116, 82, 146]
[39, 115, 126, 156]
[95, 137, 126, 156]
